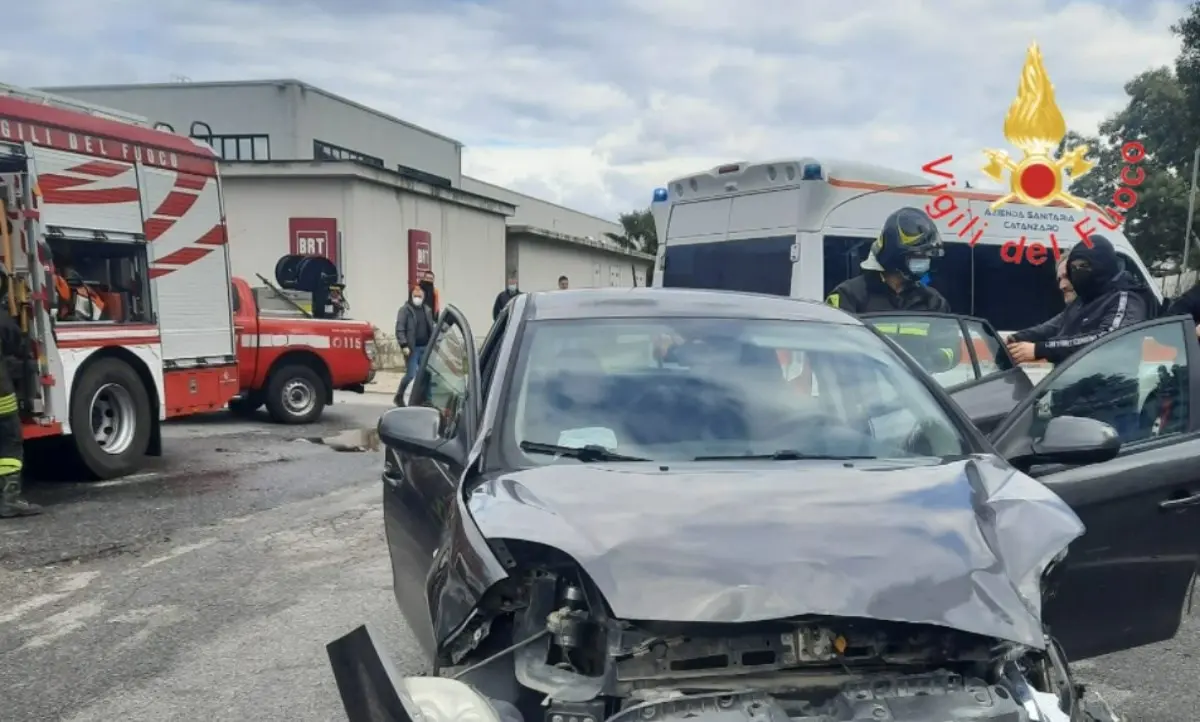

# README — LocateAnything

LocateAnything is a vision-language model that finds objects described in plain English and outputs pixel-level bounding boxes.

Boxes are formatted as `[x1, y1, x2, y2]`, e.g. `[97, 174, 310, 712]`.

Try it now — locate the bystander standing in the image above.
[558, 275, 569, 290]
[493, 270, 521, 320]
[419, 270, 440, 318]
[395, 286, 435, 404]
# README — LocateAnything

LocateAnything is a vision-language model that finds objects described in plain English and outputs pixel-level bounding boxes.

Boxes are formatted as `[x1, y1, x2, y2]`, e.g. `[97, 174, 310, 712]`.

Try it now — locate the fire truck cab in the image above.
[0, 83, 238, 478]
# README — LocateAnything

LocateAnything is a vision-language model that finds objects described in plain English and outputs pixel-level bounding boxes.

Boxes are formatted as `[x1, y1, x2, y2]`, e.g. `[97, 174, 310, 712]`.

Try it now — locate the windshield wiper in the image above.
[694, 450, 877, 461]
[520, 441, 649, 463]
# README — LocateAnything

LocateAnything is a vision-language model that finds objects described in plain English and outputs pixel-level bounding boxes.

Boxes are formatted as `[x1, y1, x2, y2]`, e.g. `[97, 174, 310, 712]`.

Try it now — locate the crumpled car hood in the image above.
[466, 456, 1085, 649]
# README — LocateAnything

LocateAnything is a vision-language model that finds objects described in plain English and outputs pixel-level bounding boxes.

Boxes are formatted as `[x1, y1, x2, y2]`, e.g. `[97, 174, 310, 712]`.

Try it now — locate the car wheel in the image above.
[266, 365, 326, 424]
[69, 357, 152, 480]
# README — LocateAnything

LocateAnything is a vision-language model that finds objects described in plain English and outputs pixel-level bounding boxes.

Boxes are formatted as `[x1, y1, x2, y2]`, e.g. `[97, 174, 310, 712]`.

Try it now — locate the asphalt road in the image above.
[0, 394, 1196, 721]
[0, 392, 426, 722]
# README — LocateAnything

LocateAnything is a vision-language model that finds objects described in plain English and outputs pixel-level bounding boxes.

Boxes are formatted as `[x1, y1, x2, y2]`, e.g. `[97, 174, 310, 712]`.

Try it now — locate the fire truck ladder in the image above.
[0, 82, 151, 126]
[0, 168, 51, 415]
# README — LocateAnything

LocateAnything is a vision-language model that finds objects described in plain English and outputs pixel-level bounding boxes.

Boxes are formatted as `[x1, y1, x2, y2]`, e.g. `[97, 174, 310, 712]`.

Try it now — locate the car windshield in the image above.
[503, 317, 970, 464]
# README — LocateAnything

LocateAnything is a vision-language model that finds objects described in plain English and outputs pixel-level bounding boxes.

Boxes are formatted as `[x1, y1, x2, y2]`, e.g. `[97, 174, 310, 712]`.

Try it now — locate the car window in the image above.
[849, 362, 964, 456]
[413, 320, 470, 438]
[962, 246, 1061, 332]
[1031, 321, 1191, 445]
[963, 319, 1012, 375]
[478, 307, 510, 406]
[863, 316, 973, 387]
[822, 235, 874, 295]
[663, 236, 793, 296]
[505, 317, 970, 464]
[862, 315, 1012, 388]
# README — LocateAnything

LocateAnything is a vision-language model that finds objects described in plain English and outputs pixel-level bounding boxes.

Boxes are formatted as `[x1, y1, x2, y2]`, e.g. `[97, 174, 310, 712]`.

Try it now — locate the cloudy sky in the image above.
[4, 0, 1188, 220]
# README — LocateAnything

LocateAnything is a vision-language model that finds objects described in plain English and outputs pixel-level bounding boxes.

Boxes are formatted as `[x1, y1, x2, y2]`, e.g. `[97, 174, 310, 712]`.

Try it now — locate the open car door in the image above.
[379, 305, 481, 660]
[984, 315, 1200, 660]
[859, 312, 1034, 435]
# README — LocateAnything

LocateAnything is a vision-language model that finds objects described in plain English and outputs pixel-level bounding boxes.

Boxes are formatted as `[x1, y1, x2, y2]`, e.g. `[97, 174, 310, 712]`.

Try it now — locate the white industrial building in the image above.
[42, 79, 653, 338]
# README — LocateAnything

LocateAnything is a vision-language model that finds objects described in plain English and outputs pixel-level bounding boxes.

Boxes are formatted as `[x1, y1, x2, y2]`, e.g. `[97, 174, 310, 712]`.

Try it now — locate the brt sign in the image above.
[289, 217, 340, 267]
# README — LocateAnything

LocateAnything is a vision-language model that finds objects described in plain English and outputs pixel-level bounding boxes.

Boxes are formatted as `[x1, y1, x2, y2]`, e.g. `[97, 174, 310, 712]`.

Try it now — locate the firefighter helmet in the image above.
[865, 207, 944, 280]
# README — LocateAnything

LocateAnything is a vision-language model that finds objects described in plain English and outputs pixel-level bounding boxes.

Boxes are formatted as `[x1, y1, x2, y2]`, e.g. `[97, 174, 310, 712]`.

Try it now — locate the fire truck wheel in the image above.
[266, 365, 326, 424]
[70, 358, 152, 480]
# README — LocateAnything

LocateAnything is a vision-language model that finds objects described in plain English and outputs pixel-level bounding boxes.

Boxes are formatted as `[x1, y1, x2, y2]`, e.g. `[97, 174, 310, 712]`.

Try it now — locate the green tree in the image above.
[1060, 66, 1193, 266]
[605, 208, 659, 256]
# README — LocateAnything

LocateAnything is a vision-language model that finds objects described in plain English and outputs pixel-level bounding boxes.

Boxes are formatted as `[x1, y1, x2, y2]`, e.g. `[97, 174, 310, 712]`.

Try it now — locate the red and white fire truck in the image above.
[0, 84, 244, 478]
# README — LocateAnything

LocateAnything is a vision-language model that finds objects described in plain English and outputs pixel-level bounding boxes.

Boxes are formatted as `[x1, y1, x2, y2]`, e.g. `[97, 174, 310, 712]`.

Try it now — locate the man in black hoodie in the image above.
[1006, 234, 1154, 365]
[1005, 256, 1079, 348]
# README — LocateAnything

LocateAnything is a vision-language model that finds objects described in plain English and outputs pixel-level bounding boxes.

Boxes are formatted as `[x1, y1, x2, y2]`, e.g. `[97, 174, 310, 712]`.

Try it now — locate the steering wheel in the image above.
[901, 421, 937, 457]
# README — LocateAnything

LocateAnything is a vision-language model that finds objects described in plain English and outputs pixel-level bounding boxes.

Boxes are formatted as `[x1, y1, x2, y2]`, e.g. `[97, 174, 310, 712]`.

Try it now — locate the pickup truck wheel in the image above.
[70, 358, 152, 480]
[266, 365, 326, 424]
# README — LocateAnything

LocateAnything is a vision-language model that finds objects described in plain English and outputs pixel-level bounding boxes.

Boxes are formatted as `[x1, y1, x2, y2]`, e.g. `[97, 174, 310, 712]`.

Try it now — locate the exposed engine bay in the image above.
[442, 545, 1108, 722]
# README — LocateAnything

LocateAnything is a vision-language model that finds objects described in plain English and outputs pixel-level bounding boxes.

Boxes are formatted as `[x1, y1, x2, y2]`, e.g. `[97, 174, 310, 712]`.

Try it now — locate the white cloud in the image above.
[3, 0, 1189, 219]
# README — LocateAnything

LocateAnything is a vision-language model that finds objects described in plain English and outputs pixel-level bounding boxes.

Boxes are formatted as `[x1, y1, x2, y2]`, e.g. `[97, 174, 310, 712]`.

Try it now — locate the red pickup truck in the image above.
[227, 277, 376, 423]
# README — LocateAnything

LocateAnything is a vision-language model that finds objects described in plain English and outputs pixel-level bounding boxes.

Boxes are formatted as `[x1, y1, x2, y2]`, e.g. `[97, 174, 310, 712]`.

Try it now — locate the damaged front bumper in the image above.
[327, 626, 1125, 722]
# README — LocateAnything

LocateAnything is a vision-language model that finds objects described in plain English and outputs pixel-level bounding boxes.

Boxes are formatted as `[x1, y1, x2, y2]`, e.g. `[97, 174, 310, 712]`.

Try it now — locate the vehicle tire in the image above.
[69, 357, 152, 480]
[228, 393, 264, 416]
[265, 364, 326, 424]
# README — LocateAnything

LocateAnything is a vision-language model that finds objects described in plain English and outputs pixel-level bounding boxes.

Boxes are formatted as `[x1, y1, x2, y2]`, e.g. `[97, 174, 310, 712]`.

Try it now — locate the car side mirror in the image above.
[378, 406, 466, 467]
[1024, 416, 1121, 467]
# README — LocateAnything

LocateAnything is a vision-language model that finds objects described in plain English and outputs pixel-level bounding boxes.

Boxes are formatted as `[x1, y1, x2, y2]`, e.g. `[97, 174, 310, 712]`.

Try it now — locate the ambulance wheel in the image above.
[228, 392, 264, 416]
[70, 358, 152, 480]
[266, 365, 326, 424]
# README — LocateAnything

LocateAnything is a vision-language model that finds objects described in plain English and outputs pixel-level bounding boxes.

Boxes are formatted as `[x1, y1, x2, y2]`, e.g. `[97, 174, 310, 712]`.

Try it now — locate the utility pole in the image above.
[1182, 146, 1200, 273]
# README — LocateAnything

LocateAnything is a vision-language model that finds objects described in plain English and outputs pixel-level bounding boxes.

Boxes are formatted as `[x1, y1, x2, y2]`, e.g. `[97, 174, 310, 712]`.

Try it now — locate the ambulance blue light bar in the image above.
[801, 163, 823, 180]
[652, 187, 668, 202]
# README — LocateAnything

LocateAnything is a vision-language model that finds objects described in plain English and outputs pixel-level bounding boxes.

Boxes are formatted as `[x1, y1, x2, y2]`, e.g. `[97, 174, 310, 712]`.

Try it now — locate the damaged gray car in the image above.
[330, 288, 1200, 722]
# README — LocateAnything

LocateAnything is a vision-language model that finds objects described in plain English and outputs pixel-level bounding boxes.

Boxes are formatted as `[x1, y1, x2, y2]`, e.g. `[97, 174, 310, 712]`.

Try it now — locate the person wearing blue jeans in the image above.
[395, 286, 435, 405]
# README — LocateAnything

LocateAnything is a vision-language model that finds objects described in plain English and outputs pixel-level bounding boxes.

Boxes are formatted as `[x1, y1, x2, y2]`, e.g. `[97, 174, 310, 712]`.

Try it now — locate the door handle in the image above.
[1160, 492, 1200, 510]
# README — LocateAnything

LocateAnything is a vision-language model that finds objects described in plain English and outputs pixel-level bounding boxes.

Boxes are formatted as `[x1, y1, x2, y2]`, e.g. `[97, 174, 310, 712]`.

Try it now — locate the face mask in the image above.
[507, 284, 517, 293]
[1068, 265, 1102, 299]
[412, 297, 424, 307]
[907, 258, 931, 276]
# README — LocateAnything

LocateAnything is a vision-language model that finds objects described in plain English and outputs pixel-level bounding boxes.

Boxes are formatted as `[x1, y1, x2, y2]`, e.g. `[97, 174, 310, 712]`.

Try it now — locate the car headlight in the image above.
[401, 677, 503, 722]
[365, 339, 378, 362]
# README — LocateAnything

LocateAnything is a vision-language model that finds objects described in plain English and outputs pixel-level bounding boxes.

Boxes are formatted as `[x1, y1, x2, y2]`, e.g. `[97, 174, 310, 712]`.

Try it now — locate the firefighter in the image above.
[825, 207, 950, 314]
[0, 292, 37, 517]
[825, 207, 956, 371]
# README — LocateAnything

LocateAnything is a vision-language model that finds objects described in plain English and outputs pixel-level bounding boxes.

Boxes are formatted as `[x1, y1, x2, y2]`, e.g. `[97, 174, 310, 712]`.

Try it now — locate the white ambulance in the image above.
[649, 158, 1163, 384]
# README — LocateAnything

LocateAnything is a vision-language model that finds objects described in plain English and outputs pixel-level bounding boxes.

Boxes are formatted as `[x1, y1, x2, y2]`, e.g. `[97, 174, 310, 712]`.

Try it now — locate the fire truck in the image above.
[0, 83, 240, 478]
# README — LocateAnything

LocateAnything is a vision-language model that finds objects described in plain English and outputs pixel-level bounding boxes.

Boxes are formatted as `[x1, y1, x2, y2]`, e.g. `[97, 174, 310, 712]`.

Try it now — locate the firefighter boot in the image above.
[0, 472, 41, 518]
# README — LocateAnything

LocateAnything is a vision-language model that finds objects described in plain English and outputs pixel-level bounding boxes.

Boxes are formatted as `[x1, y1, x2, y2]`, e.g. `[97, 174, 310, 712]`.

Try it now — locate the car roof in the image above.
[522, 287, 862, 324]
